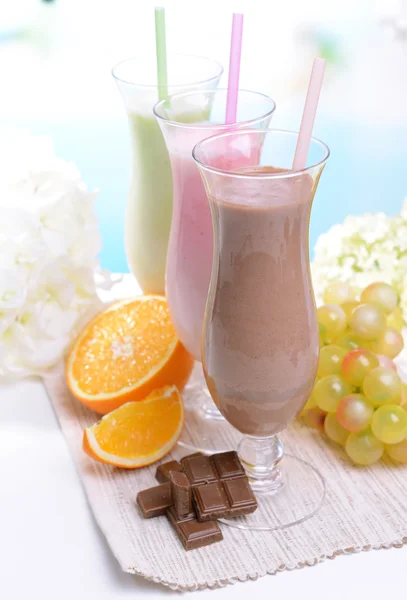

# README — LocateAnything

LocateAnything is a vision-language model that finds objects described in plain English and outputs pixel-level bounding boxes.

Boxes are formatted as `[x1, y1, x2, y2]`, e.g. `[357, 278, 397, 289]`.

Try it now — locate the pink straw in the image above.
[292, 58, 326, 170]
[225, 13, 244, 124]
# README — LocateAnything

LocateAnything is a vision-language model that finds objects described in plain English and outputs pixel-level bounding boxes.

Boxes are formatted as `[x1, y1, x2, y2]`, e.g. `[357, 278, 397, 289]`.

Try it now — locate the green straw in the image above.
[155, 7, 168, 100]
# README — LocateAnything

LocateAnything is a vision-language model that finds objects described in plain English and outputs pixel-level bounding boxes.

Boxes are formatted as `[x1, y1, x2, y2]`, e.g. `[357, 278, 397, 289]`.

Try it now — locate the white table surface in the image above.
[1, 378, 406, 600]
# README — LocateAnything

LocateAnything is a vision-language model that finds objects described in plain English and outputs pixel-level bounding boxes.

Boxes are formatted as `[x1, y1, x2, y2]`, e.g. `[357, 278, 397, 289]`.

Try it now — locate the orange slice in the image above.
[66, 295, 194, 414]
[83, 386, 184, 468]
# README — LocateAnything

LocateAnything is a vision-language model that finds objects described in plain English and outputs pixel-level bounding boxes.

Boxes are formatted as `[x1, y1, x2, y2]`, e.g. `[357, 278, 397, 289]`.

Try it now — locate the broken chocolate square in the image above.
[166, 505, 195, 524]
[169, 471, 192, 518]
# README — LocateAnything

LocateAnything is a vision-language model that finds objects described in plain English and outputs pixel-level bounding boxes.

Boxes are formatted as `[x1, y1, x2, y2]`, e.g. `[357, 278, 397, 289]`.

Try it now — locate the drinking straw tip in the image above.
[225, 12, 244, 124]
[155, 6, 168, 100]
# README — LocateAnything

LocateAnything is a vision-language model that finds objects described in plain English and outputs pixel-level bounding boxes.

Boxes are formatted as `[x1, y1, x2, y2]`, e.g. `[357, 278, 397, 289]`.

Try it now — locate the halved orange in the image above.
[66, 295, 194, 414]
[83, 386, 184, 468]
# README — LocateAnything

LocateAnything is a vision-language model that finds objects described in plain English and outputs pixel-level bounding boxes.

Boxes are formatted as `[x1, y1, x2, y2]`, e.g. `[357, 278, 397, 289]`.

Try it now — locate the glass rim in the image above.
[192, 128, 330, 179]
[111, 53, 224, 89]
[153, 88, 276, 130]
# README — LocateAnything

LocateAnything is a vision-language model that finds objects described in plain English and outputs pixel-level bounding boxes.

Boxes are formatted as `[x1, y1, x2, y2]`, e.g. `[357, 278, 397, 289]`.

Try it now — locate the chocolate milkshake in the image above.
[202, 166, 319, 437]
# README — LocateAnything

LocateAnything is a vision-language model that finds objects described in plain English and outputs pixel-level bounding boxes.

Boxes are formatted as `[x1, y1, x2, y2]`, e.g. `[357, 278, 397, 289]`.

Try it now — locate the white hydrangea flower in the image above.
[0, 127, 104, 379]
[312, 200, 407, 317]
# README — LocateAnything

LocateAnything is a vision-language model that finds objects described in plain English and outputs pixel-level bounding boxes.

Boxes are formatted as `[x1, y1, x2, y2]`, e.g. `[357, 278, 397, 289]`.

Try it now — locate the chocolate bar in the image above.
[138, 459, 223, 550]
[182, 451, 257, 521]
[136, 451, 257, 551]
[136, 482, 172, 518]
[155, 460, 183, 483]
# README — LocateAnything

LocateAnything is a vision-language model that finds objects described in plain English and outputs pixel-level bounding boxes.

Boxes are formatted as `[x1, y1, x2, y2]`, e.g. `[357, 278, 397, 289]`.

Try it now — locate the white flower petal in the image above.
[0, 269, 27, 309]
[312, 205, 407, 314]
[0, 128, 101, 380]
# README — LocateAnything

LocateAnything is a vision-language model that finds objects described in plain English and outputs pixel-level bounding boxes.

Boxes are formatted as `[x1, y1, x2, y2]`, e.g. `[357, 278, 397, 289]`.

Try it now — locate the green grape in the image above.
[370, 326, 404, 359]
[345, 429, 384, 465]
[341, 300, 360, 324]
[385, 438, 407, 463]
[362, 367, 402, 406]
[355, 338, 375, 351]
[313, 375, 351, 412]
[341, 348, 379, 387]
[386, 305, 404, 331]
[302, 407, 326, 430]
[334, 331, 362, 351]
[323, 281, 355, 305]
[317, 304, 347, 342]
[317, 344, 347, 377]
[371, 405, 407, 444]
[336, 394, 374, 432]
[324, 412, 349, 445]
[360, 282, 398, 315]
[349, 304, 386, 340]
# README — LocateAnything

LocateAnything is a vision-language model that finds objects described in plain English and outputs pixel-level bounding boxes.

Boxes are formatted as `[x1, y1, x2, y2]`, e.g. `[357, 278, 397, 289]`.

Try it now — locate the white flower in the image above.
[312, 199, 407, 316]
[0, 127, 104, 379]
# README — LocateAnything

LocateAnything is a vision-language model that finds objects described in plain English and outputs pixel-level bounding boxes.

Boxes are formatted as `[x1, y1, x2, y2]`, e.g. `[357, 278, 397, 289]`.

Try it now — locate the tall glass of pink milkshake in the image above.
[154, 90, 276, 452]
[194, 128, 330, 531]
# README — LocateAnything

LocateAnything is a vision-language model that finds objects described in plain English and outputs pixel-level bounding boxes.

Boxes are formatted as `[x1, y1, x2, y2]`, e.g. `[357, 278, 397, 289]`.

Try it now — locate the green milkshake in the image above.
[113, 55, 223, 293]
[127, 105, 213, 293]
[126, 112, 172, 294]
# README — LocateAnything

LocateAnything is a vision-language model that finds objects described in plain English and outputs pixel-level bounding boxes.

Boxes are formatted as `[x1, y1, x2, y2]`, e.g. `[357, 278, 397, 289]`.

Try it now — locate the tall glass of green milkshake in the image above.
[112, 55, 223, 293]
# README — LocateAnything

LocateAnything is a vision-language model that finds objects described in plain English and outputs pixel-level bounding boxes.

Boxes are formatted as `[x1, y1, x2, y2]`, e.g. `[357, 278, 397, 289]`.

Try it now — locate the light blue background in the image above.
[16, 116, 407, 273]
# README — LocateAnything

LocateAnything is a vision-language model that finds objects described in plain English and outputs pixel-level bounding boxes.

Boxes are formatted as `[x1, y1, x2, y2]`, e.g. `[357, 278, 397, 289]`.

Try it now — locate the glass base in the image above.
[178, 363, 242, 453]
[219, 453, 326, 531]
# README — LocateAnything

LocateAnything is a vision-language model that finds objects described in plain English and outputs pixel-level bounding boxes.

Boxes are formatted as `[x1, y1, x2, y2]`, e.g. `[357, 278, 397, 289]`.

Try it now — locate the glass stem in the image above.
[238, 435, 284, 494]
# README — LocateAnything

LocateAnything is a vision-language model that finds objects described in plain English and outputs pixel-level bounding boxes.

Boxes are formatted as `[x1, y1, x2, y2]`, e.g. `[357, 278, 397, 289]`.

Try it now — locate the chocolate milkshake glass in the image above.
[154, 90, 276, 453]
[193, 129, 330, 531]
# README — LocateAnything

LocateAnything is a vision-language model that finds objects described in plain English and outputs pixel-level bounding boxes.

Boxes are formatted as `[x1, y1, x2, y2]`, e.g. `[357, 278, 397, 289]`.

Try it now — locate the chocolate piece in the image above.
[155, 460, 183, 484]
[181, 454, 218, 486]
[190, 451, 257, 520]
[178, 520, 223, 551]
[167, 507, 223, 551]
[193, 481, 229, 521]
[212, 451, 246, 480]
[136, 482, 172, 518]
[170, 471, 192, 518]
[167, 505, 195, 524]
[222, 477, 257, 517]
[135, 451, 256, 551]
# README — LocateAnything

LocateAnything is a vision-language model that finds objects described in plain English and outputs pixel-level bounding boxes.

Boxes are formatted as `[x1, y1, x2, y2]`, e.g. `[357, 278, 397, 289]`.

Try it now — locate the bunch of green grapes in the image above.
[301, 282, 407, 466]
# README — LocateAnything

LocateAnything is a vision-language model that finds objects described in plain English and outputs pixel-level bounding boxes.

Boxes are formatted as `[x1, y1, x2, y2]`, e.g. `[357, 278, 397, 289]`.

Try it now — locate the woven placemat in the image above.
[44, 366, 407, 591]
